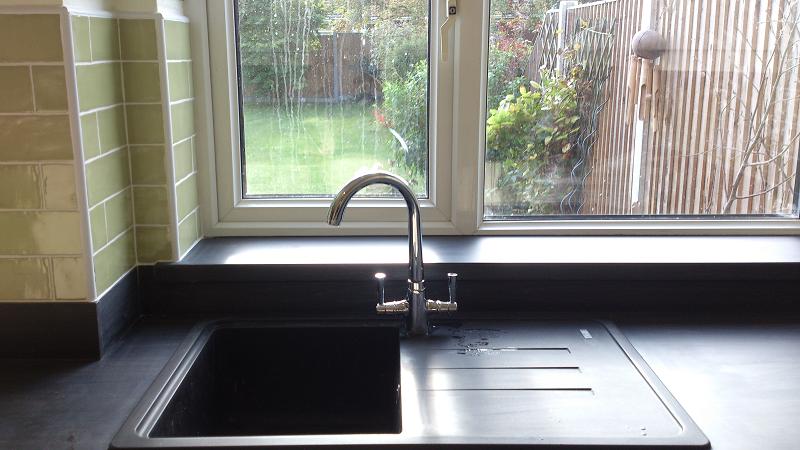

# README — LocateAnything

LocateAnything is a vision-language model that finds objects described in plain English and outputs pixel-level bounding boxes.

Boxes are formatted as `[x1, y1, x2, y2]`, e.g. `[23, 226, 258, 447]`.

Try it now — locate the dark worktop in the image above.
[1, 316, 799, 450]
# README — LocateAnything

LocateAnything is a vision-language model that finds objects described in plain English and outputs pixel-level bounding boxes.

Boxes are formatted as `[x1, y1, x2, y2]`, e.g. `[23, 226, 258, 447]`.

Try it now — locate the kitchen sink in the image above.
[150, 325, 401, 437]
[112, 319, 709, 449]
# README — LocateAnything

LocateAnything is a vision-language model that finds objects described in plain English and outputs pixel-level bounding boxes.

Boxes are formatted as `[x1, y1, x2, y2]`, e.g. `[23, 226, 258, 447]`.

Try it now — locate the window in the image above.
[192, 0, 800, 235]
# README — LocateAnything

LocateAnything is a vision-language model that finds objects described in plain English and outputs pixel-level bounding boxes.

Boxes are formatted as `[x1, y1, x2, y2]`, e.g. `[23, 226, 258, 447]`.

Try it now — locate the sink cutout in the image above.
[149, 326, 401, 437]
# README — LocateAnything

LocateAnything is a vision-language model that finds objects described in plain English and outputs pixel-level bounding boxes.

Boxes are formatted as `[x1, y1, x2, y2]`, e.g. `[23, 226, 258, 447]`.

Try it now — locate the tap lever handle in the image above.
[375, 272, 386, 305]
[447, 272, 458, 303]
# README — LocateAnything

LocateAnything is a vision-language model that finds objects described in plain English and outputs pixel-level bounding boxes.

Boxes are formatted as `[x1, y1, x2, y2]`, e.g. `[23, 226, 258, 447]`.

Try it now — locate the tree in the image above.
[237, 0, 327, 107]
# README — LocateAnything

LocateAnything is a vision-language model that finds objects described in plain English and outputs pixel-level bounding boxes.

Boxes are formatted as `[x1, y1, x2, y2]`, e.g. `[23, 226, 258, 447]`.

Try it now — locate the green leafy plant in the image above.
[485, 69, 581, 215]
[379, 60, 428, 191]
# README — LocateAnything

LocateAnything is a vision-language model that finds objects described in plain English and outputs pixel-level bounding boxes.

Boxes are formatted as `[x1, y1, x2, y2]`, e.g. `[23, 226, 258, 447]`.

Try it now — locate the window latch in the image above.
[440, 0, 457, 63]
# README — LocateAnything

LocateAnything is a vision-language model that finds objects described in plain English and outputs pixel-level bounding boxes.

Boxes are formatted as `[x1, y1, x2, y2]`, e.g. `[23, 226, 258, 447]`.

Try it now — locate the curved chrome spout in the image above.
[326, 171, 424, 283]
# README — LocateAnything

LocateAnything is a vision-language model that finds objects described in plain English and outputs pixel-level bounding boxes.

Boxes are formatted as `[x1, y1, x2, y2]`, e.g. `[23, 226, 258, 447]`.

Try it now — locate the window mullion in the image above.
[449, 0, 489, 234]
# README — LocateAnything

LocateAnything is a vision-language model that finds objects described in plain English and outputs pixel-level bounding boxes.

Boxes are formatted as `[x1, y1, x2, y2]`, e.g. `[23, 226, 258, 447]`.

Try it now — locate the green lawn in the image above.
[242, 103, 412, 196]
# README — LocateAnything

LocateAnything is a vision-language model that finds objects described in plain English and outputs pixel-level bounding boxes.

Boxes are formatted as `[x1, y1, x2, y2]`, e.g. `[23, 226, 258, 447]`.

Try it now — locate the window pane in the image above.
[484, 0, 800, 218]
[236, 0, 429, 198]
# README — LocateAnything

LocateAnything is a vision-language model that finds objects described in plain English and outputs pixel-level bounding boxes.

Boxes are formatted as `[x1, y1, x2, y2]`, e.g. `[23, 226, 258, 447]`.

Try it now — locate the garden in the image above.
[237, 0, 590, 213]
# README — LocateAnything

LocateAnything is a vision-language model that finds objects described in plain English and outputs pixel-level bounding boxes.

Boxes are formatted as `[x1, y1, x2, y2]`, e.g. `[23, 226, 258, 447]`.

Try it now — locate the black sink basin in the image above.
[145, 324, 401, 438]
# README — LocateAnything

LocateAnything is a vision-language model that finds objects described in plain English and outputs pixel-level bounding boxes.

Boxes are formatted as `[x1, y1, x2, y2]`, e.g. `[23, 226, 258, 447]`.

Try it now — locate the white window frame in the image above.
[185, 0, 800, 237]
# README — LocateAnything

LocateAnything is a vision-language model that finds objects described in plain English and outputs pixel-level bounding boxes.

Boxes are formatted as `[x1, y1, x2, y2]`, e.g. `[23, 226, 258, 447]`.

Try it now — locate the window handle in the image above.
[440, 0, 457, 62]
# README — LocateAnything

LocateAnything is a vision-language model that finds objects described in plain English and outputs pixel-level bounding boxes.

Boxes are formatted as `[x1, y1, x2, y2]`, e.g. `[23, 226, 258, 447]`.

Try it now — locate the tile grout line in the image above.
[83, 144, 127, 165]
[28, 65, 37, 112]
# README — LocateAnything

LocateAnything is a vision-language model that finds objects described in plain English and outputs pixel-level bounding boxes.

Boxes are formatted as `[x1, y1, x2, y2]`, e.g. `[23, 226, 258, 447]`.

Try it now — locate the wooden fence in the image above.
[537, 0, 800, 216]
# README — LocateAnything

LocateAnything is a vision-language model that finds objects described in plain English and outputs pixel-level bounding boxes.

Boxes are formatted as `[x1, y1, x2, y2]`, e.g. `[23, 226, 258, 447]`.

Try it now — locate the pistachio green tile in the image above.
[93, 229, 135, 294]
[119, 19, 157, 61]
[0, 212, 82, 255]
[135, 226, 173, 263]
[85, 149, 130, 206]
[80, 113, 101, 160]
[72, 16, 91, 63]
[0, 258, 52, 300]
[133, 186, 169, 225]
[89, 17, 120, 61]
[32, 66, 68, 111]
[122, 62, 161, 103]
[0, 165, 42, 209]
[0, 67, 34, 112]
[42, 164, 77, 210]
[130, 146, 166, 185]
[52, 256, 88, 300]
[173, 138, 193, 180]
[76, 63, 123, 112]
[165, 21, 191, 60]
[171, 101, 195, 142]
[126, 104, 164, 145]
[89, 204, 107, 249]
[97, 105, 126, 152]
[0, 15, 62, 62]
[105, 188, 133, 238]
[176, 174, 198, 220]
[0, 115, 73, 161]
[178, 210, 199, 257]
[168, 61, 193, 101]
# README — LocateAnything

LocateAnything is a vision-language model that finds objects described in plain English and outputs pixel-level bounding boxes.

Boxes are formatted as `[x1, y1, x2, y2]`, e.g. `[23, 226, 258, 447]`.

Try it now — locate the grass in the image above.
[242, 102, 416, 196]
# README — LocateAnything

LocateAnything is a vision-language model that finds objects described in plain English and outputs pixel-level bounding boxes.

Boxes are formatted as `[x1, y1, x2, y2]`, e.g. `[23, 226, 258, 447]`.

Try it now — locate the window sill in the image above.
[155, 235, 800, 283]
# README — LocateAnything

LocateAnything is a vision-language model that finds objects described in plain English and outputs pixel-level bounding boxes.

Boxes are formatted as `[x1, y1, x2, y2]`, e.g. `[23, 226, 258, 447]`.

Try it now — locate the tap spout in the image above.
[326, 171, 423, 283]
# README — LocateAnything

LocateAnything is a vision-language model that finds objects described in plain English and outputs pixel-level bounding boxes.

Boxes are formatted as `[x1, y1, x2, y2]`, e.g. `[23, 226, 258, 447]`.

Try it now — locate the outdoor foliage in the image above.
[380, 60, 428, 189]
[486, 69, 581, 215]
[237, 0, 327, 101]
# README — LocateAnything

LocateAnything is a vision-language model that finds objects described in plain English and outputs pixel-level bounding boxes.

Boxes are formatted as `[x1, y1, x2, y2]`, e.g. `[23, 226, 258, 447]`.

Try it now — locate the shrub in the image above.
[485, 69, 580, 214]
[379, 60, 428, 190]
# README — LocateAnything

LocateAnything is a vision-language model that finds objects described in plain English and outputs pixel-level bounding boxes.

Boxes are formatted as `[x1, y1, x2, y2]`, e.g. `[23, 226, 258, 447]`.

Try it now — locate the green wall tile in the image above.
[0, 115, 73, 161]
[168, 61, 193, 101]
[76, 63, 122, 112]
[131, 146, 167, 185]
[97, 105, 126, 152]
[119, 19, 157, 61]
[171, 101, 195, 142]
[52, 256, 87, 300]
[165, 21, 191, 60]
[0, 258, 51, 300]
[173, 138, 194, 180]
[123, 62, 161, 103]
[89, 204, 107, 249]
[176, 173, 198, 220]
[0, 212, 82, 255]
[89, 17, 120, 61]
[85, 149, 130, 206]
[32, 66, 68, 111]
[105, 188, 133, 238]
[133, 186, 169, 225]
[0, 15, 62, 62]
[72, 16, 91, 63]
[126, 104, 164, 145]
[93, 229, 135, 294]
[0, 66, 34, 112]
[80, 113, 100, 160]
[0, 165, 42, 209]
[136, 226, 173, 263]
[42, 164, 77, 210]
[178, 210, 199, 257]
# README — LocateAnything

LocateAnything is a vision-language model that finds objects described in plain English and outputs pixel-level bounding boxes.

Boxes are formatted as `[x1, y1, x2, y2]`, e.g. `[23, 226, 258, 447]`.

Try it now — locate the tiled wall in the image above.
[164, 20, 200, 258]
[0, 13, 89, 302]
[73, 15, 138, 296]
[0, 7, 201, 303]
